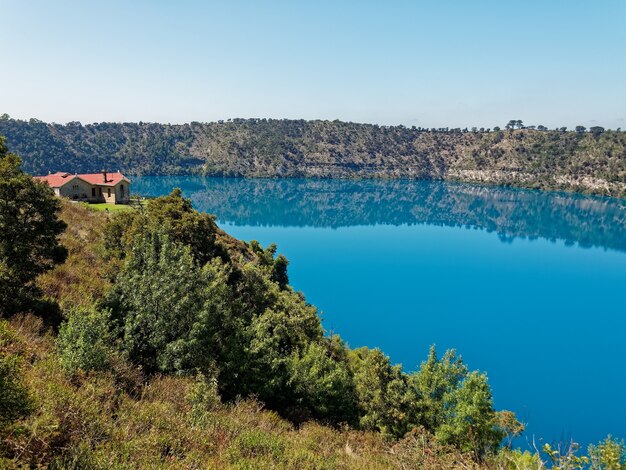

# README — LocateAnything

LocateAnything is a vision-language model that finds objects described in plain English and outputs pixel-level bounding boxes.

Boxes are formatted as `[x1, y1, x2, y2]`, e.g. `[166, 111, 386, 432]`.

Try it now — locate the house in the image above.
[35, 170, 131, 204]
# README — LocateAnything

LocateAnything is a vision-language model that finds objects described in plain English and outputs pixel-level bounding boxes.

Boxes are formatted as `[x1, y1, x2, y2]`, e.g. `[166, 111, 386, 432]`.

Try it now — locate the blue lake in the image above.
[133, 176, 626, 448]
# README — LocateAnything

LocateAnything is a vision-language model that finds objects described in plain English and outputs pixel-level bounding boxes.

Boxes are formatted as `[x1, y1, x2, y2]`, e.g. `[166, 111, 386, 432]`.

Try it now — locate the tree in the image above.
[410, 346, 467, 431]
[409, 346, 515, 458]
[271, 254, 289, 289]
[575, 125, 587, 133]
[106, 231, 219, 373]
[435, 372, 504, 459]
[104, 189, 223, 266]
[288, 341, 357, 425]
[241, 284, 324, 409]
[495, 410, 525, 449]
[348, 347, 418, 438]
[590, 126, 605, 137]
[0, 136, 66, 316]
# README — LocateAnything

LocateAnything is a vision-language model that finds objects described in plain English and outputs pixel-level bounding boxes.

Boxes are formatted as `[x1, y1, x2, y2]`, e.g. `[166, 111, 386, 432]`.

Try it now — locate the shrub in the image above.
[0, 351, 33, 432]
[56, 308, 116, 375]
[288, 341, 357, 425]
[228, 429, 286, 463]
[588, 435, 626, 469]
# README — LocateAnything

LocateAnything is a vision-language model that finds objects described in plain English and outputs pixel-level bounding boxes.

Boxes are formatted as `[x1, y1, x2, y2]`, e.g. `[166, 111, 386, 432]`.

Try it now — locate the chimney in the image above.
[101, 170, 107, 183]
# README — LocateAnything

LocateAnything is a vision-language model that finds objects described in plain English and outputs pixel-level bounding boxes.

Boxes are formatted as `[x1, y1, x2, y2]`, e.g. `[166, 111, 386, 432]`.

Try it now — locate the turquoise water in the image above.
[133, 176, 626, 448]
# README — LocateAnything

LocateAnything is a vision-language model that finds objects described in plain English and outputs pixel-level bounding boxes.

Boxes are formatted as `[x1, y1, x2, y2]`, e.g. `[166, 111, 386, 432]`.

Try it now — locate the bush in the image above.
[288, 341, 357, 425]
[56, 308, 116, 375]
[588, 435, 626, 469]
[228, 429, 286, 463]
[0, 352, 33, 432]
[187, 373, 221, 426]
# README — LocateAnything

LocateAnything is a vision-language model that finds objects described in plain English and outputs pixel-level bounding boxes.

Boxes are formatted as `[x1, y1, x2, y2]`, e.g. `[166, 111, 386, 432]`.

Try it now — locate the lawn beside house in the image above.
[80, 202, 133, 212]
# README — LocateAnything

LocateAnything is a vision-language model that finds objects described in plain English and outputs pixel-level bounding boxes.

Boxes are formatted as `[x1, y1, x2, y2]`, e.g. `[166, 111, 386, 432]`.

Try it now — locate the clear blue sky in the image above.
[1, 0, 625, 128]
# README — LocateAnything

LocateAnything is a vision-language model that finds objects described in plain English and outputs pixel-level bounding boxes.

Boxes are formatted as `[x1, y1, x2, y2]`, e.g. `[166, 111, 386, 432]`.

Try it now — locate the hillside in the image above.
[2, 139, 623, 467]
[1, 115, 625, 197]
[1, 199, 516, 468]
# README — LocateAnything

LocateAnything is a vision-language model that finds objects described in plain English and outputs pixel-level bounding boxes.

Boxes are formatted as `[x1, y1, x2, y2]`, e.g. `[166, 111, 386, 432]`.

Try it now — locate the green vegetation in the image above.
[80, 202, 134, 212]
[1, 143, 623, 468]
[0, 136, 67, 317]
[1, 114, 625, 197]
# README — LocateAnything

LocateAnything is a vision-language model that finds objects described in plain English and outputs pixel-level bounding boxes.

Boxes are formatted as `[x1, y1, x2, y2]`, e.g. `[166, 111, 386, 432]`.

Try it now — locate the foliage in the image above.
[543, 442, 590, 469]
[347, 347, 417, 438]
[588, 435, 626, 469]
[0, 322, 33, 432]
[104, 187, 223, 265]
[411, 345, 468, 431]
[410, 346, 505, 458]
[56, 308, 116, 375]
[287, 341, 357, 424]
[36, 199, 112, 311]
[496, 410, 526, 449]
[187, 373, 221, 426]
[0, 136, 66, 316]
[435, 371, 504, 458]
[4, 136, 626, 466]
[2, 117, 626, 197]
[106, 230, 218, 373]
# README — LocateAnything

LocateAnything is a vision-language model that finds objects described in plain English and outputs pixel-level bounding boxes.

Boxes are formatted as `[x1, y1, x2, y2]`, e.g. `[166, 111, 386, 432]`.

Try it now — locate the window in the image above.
[107, 188, 111, 197]
[120, 184, 124, 196]
[99, 188, 102, 196]
[91, 188, 96, 197]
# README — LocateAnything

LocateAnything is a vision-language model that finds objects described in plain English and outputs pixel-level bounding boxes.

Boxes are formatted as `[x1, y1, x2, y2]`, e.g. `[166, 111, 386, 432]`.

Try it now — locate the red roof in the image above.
[77, 172, 129, 186]
[34, 171, 129, 188]
[34, 172, 77, 188]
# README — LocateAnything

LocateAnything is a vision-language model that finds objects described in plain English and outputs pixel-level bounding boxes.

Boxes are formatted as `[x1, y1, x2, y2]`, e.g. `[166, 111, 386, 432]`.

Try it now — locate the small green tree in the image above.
[590, 126, 606, 137]
[271, 254, 289, 289]
[348, 347, 418, 438]
[435, 371, 504, 458]
[410, 346, 467, 431]
[107, 231, 216, 373]
[0, 136, 66, 316]
[241, 286, 323, 407]
[288, 341, 357, 424]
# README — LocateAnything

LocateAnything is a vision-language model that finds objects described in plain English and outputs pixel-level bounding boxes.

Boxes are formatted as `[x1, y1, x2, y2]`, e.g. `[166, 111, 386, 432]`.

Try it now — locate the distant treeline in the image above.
[1, 114, 625, 197]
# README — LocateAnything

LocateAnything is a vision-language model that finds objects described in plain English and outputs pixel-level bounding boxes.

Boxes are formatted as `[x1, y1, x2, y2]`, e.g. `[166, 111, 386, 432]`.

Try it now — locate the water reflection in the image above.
[133, 176, 626, 252]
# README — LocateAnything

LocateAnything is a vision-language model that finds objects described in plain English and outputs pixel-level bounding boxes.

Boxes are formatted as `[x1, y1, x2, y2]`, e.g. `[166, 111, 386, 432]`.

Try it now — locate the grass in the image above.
[80, 202, 134, 212]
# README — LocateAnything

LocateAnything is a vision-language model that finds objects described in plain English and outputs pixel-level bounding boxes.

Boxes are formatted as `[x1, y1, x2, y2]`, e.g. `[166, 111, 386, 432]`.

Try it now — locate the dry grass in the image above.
[1, 314, 513, 469]
[36, 200, 113, 311]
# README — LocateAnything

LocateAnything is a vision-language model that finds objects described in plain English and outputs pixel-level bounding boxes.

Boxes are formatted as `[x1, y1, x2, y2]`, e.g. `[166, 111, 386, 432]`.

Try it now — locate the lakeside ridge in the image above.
[2, 115, 625, 197]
